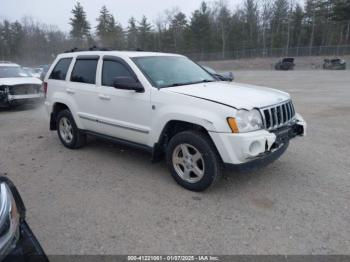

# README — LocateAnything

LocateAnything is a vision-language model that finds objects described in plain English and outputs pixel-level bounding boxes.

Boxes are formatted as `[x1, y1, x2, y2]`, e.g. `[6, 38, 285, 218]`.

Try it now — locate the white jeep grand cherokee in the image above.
[44, 51, 306, 191]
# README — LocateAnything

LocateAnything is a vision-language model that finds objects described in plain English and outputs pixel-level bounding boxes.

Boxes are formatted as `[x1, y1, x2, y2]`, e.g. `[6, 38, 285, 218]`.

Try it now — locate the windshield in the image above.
[0, 66, 30, 78]
[132, 56, 216, 88]
[203, 66, 217, 74]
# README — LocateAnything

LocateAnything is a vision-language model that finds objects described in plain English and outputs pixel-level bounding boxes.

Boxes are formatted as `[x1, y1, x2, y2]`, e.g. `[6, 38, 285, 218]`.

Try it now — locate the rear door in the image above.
[47, 57, 73, 99]
[68, 55, 100, 132]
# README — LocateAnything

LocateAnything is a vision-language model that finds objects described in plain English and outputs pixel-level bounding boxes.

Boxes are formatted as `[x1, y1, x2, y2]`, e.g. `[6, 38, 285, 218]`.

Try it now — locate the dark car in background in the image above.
[0, 177, 48, 262]
[323, 58, 346, 70]
[275, 57, 295, 71]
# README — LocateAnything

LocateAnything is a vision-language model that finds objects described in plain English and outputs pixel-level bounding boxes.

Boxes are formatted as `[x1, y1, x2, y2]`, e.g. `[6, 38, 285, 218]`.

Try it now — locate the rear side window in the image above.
[102, 60, 134, 87]
[49, 58, 72, 80]
[71, 59, 98, 84]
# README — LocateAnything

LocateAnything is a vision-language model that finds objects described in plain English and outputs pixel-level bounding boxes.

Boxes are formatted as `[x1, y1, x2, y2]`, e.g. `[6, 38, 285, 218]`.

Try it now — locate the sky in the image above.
[0, 0, 247, 32]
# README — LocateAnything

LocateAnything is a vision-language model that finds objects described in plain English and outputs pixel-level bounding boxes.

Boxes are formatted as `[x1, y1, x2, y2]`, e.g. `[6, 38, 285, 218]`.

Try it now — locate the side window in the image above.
[49, 58, 72, 80]
[102, 60, 134, 87]
[71, 59, 98, 84]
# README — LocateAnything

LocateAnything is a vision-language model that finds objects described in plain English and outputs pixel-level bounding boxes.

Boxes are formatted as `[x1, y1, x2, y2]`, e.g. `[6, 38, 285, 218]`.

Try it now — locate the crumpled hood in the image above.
[166, 81, 290, 110]
[0, 77, 42, 86]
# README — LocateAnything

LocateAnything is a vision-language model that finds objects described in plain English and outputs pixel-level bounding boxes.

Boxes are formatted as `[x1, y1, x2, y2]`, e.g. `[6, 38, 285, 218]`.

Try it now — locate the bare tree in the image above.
[260, 0, 273, 56]
[213, 0, 231, 58]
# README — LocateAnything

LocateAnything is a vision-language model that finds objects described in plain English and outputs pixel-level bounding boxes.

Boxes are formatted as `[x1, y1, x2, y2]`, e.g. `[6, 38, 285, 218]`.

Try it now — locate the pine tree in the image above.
[189, 2, 212, 56]
[96, 6, 124, 49]
[127, 17, 138, 50]
[170, 12, 187, 52]
[10, 21, 23, 59]
[69, 2, 91, 48]
[291, 4, 304, 47]
[0, 22, 4, 60]
[332, 0, 350, 21]
[1, 21, 11, 59]
[138, 16, 152, 50]
[261, 0, 274, 53]
[215, 2, 231, 58]
[332, 0, 350, 44]
[270, 0, 290, 48]
[244, 0, 259, 49]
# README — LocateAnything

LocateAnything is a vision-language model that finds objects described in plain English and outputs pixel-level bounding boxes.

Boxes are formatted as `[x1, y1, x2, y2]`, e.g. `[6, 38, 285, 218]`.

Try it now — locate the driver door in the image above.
[95, 56, 151, 145]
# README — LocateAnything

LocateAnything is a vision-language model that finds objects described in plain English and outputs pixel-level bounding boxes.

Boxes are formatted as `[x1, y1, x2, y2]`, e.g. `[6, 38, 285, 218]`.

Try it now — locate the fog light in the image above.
[249, 141, 262, 156]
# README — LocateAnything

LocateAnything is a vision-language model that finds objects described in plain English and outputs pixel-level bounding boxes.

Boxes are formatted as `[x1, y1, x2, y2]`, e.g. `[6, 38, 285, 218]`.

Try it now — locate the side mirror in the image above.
[113, 77, 144, 93]
[218, 72, 234, 82]
[222, 72, 234, 82]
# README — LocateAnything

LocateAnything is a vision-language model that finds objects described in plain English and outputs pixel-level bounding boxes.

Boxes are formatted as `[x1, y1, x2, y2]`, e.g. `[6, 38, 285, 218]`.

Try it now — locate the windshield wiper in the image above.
[196, 79, 215, 84]
[164, 79, 215, 88]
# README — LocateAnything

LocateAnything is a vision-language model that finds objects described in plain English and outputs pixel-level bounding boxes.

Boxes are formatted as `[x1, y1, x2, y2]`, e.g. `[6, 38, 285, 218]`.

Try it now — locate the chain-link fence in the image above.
[187, 45, 350, 61]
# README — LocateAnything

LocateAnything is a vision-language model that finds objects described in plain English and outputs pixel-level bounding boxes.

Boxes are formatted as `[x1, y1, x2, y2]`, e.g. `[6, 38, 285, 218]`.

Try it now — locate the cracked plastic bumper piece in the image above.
[210, 113, 306, 167]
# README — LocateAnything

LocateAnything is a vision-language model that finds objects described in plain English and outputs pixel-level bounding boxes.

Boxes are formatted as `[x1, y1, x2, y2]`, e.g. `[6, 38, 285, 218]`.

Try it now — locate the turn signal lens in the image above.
[227, 117, 239, 133]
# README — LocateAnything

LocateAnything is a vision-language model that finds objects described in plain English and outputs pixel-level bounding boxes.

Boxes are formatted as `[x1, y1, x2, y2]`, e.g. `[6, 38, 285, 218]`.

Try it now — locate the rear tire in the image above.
[56, 110, 86, 149]
[166, 131, 222, 192]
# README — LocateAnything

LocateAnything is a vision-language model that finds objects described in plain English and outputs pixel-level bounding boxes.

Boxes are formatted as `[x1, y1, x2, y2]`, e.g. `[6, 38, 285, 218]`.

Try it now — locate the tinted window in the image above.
[71, 59, 98, 84]
[102, 60, 133, 87]
[49, 58, 72, 80]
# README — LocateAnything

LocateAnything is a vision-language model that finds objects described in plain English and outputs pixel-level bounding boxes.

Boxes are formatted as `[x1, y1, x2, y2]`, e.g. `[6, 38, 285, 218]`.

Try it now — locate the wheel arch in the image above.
[50, 102, 76, 130]
[152, 119, 220, 162]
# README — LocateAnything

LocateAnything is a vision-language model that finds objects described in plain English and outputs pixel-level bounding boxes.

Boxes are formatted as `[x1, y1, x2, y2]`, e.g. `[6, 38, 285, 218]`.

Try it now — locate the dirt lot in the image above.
[0, 70, 349, 255]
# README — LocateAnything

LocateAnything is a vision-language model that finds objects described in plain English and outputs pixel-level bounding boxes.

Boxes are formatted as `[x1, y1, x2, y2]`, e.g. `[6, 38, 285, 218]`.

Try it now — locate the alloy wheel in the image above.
[172, 143, 205, 183]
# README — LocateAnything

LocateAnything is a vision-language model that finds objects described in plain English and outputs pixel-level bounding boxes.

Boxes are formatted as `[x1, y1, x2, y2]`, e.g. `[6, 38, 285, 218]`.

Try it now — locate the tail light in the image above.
[43, 82, 48, 98]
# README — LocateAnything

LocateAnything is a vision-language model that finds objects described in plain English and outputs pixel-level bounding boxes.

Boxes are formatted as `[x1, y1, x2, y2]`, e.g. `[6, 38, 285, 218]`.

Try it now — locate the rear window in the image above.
[49, 58, 72, 80]
[71, 59, 98, 84]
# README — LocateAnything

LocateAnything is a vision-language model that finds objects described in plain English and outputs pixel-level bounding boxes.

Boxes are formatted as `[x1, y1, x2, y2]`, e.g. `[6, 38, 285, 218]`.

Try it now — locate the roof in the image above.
[58, 51, 183, 59]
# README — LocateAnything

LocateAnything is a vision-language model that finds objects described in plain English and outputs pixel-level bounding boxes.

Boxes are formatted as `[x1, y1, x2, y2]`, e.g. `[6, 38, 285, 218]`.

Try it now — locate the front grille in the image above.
[260, 100, 296, 130]
[9, 84, 41, 95]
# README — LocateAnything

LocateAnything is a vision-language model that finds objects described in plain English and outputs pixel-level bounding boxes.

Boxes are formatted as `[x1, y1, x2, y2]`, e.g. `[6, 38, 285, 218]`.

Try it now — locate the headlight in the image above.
[0, 182, 21, 256]
[227, 109, 263, 133]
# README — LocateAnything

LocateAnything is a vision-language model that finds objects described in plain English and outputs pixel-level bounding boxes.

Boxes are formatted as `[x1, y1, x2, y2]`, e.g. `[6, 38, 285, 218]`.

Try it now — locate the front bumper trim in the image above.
[8, 93, 43, 100]
[224, 142, 289, 172]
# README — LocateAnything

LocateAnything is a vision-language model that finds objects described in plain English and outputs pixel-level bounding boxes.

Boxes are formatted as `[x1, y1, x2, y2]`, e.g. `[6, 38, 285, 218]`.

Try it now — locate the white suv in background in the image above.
[44, 51, 306, 192]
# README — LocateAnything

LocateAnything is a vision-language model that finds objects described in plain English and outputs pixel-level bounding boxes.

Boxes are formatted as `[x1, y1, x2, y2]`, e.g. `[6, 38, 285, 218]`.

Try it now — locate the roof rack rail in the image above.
[89, 45, 111, 51]
[0, 61, 13, 64]
[64, 46, 113, 53]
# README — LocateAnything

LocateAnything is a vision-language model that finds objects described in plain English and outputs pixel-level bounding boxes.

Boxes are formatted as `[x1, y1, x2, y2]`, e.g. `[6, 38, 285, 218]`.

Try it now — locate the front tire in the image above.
[56, 110, 86, 149]
[166, 131, 222, 192]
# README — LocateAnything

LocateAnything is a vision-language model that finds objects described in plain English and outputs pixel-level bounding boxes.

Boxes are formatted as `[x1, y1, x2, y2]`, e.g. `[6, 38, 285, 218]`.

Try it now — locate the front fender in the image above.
[149, 89, 236, 146]
[149, 105, 233, 146]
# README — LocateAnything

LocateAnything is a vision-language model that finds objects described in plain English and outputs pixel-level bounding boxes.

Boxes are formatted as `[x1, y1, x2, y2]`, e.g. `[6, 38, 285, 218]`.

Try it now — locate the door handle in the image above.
[66, 88, 75, 95]
[99, 94, 111, 101]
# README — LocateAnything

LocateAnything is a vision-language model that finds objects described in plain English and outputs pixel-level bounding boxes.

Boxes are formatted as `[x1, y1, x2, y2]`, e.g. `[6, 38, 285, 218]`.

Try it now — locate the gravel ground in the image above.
[0, 70, 349, 255]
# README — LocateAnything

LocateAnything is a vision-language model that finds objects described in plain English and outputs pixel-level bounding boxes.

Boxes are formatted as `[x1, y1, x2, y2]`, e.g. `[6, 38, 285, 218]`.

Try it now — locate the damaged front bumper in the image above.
[210, 113, 306, 170]
[0, 87, 44, 107]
